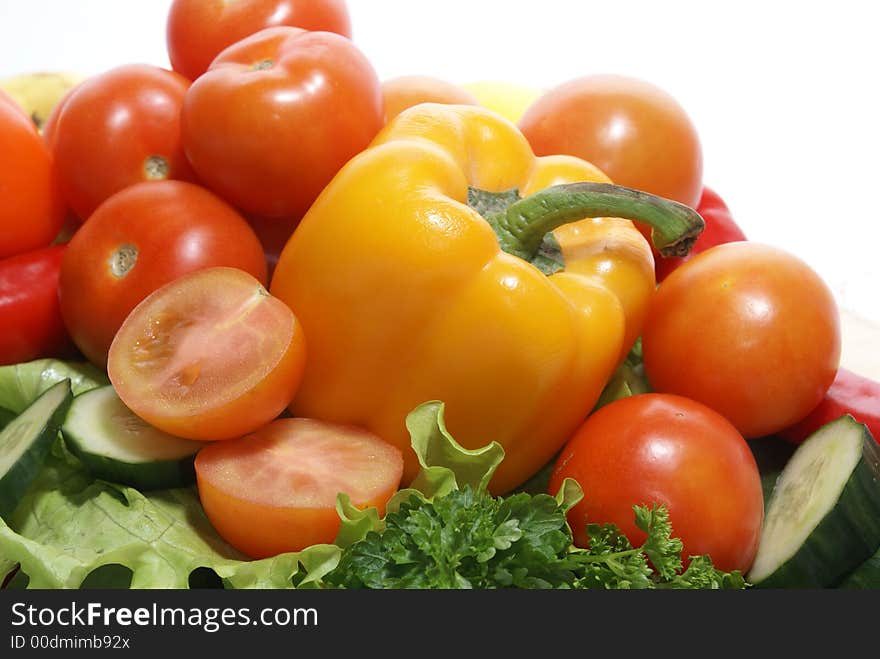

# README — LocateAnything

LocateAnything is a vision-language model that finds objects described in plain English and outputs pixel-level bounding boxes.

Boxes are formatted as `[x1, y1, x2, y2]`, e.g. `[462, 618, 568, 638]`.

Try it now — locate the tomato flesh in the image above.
[195, 417, 404, 558]
[108, 266, 305, 441]
[549, 393, 764, 574]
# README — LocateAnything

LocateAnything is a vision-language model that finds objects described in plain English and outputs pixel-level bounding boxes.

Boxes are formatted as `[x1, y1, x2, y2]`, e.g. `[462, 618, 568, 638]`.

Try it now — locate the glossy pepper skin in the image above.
[270, 104, 701, 494]
[778, 368, 880, 446]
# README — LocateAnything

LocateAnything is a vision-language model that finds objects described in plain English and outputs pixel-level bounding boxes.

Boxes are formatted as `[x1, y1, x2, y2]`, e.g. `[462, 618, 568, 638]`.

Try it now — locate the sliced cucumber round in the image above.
[748, 414, 880, 588]
[0, 379, 72, 518]
[61, 385, 203, 491]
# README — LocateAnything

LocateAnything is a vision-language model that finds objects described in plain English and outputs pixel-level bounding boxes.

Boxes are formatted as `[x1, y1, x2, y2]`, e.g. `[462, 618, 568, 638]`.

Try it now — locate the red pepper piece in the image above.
[655, 185, 747, 281]
[777, 367, 880, 444]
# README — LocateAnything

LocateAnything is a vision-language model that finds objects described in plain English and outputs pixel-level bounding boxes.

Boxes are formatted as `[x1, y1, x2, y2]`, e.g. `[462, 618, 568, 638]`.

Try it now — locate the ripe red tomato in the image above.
[108, 267, 306, 442]
[0, 245, 77, 365]
[195, 417, 404, 558]
[518, 74, 704, 208]
[642, 242, 841, 438]
[0, 101, 66, 259]
[381, 75, 479, 123]
[58, 180, 268, 368]
[48, 63, 196, 221]
[549, 393, 764, 574]
[166, 0, 352, 82]
[655, 185, 747, 282]
[181, 26, 383, 219]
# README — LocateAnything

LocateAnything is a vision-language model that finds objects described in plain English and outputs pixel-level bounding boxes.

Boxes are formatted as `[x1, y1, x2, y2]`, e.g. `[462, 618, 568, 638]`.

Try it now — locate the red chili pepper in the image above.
[777, 367, 880, 444]
[655, 185, 747, 281]
[0, 244, 78, 365]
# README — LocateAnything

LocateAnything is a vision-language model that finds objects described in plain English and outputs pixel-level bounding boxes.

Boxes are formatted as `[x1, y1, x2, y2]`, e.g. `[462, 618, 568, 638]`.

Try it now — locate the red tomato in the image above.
[655, 185, 747, 281]
[166, 0, 352, 82]
[642, 242, 841, 438]
[48, 63, 196, 221]
[108, 266, 306, 442]
[381, 75, 479, 123]
[181, 26, 384, 218]
[518, 74, 704, 208]
[0, 245, 77, 365]
[195, 417, 404, 558]
[0, 101, 66, 259]
[549, 393, 764, 573]
[59, 180, 268, 368]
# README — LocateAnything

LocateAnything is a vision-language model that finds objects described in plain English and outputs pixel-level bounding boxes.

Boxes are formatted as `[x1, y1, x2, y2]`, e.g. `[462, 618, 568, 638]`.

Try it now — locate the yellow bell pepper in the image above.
[270, 104, 702, 494]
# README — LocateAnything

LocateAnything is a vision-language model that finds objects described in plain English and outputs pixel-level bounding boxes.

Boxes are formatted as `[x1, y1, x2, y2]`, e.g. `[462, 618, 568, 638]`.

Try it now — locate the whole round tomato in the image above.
[166, 0, 352, 82]
[181, 26, 384, 219]
[0, 101, 66, 259]
[58, 180, 268, 368]
[48, 63, 196, 221]
[195, 417, 403, 558]
[518, 74, 704, 208]
[108, 267, 306, 442]
[381, 75, 478, 123]
[548, 393, 764, 574]
[642, 242, 841, 438]
[0, 245, 77, 365]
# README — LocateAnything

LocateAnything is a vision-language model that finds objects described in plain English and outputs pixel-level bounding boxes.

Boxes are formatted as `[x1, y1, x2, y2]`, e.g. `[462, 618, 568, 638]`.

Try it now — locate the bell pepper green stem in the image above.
[485, 182, 705, 262]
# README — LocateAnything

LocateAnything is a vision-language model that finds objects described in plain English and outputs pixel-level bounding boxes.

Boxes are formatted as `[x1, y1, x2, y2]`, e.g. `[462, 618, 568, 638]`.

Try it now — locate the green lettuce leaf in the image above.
[0, 359, 108, 414]
[333, 400, 508, 548]
[0, 443, 340, 589]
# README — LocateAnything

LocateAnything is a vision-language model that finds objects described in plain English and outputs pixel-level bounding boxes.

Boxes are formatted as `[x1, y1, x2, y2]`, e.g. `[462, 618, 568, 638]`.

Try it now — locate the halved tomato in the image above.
[107, 266, 305, 441]
[195, 417, 404, 558]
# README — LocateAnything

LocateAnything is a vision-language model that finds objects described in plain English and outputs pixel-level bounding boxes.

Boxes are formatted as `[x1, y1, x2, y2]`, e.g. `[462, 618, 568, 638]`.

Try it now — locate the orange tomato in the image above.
[381, 75, 478, 123]
[195, 417, 404, 558]
[519, 74, 703, 208]
[107, 266, 306, 441]
[642, 242, 840, 438]
[0, 99, 66, 259]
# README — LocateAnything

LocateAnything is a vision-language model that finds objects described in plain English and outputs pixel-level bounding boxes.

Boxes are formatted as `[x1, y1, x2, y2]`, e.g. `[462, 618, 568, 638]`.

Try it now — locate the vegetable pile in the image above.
[2, 0, 879, 591]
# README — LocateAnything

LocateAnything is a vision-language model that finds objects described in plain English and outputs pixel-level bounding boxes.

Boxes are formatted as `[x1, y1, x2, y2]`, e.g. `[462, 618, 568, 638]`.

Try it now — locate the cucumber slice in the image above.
[748, 414, 880, 588]
[61, 385, 203, 491]
[0, 379, 72, 518]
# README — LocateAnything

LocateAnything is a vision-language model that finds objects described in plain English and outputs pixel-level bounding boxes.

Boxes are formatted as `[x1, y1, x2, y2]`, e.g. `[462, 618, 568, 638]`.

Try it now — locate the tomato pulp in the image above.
[195, 417, 404, 558]
[107, 266, 306, 441]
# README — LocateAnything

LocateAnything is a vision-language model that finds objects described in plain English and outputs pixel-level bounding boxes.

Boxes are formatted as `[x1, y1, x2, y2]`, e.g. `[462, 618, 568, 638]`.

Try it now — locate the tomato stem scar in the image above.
[110, 244, 138, 278]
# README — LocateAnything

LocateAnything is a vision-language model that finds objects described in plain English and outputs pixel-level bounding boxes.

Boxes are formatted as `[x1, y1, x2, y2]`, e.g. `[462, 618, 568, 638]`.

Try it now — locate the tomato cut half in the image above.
[195, 417, 404, 558]
[107, 266, 306, 441]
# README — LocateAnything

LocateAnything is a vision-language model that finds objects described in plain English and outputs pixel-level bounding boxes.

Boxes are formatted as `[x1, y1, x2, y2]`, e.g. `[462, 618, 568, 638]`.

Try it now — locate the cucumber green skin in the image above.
[0, 381, 73, 519]
[753, 434, 880, 589]
[0, 406, 17, 431]
[837, 547, 880, 589]
[61, 437, 197, 491]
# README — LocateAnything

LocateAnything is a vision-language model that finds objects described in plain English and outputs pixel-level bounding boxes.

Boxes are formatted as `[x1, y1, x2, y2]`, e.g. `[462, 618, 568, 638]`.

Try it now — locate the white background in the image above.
[1, 0, 878, 326]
